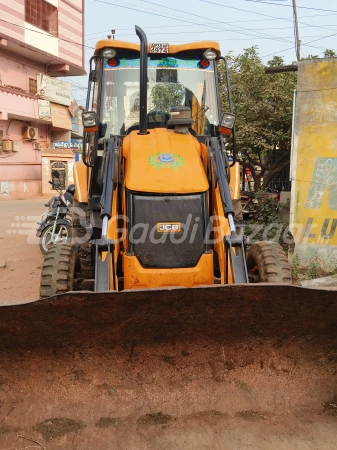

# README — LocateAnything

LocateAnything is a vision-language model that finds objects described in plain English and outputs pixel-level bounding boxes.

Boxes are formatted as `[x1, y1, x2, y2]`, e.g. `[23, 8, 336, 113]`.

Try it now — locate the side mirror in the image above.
[82, 111, 98, 133]
[219, 112, 235, 135]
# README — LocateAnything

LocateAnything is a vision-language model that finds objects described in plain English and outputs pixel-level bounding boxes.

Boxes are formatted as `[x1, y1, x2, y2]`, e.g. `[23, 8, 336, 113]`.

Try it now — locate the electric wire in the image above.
[94, 0, 336, 52]
[243, 0, 337, 13]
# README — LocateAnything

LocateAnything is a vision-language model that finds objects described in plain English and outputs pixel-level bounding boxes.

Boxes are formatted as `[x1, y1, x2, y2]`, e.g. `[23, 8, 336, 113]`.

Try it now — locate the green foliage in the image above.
[244, 191, 290, 249]
[291, 253, 301, 281]
[150, 83, 185, 113]
[323, 49, 337, 58]
[306, 260, 321, 280]
[218, 47, 297, 191]
[252, 190, 280, 225]
[306, 49, 337, 59]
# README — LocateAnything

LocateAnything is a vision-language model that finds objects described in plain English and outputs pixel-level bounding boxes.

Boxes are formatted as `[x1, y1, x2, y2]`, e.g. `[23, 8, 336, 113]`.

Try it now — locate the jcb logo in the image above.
[157, 222, 181, 233]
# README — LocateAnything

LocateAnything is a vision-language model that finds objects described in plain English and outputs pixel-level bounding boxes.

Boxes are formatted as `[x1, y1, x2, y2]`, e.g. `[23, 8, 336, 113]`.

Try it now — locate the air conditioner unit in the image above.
[22, 126, 38, 140]
[2, 140, 13, 151]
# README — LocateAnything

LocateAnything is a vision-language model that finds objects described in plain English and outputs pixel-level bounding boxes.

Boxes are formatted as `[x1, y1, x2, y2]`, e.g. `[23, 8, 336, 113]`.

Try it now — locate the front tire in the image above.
[40, 244, 81, 298]
[246, 241, 292, 283]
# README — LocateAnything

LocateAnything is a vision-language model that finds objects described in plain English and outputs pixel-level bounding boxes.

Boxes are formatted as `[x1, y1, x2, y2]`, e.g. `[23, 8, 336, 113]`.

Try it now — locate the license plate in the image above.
[149, 43, 169, 53]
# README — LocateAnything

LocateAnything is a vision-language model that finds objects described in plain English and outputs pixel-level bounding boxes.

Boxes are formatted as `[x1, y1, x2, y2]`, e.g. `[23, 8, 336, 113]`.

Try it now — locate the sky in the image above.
[69, 0, 337, 106]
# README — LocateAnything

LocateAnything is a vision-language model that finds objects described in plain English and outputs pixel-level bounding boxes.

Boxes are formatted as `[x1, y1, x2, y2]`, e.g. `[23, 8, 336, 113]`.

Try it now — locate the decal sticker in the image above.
[106, 58, 213, 71]
[148, 152, 184, 169]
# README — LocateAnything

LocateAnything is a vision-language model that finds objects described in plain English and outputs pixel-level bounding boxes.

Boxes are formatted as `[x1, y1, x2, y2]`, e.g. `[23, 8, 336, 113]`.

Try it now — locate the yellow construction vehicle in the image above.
[1, 26, 337, 449]
[41, 26, 291, 295]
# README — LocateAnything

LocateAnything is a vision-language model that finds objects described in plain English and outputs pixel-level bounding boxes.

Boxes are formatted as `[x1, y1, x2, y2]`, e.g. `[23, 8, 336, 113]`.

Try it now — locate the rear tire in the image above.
[246, 241, 292, 283]
[40, 244, 81, 299]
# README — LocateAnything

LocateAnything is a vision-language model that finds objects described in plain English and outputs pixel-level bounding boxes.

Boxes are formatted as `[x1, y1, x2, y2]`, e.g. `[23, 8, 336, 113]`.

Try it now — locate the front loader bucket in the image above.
[1, 284, 337, 449]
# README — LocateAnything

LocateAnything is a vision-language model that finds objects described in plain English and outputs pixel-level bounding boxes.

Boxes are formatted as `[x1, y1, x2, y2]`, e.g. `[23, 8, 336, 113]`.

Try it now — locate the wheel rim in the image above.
[41, 225, 69, 252]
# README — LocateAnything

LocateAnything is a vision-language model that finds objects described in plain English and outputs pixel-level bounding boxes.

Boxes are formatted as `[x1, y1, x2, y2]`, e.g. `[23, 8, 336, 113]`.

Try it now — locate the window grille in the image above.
[25, 0, 58, 37]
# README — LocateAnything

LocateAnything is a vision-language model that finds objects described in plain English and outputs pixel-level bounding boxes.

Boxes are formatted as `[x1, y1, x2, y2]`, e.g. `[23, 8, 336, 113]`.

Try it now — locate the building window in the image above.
[25, 0, 58, 37]
[29, 78, 37, 95]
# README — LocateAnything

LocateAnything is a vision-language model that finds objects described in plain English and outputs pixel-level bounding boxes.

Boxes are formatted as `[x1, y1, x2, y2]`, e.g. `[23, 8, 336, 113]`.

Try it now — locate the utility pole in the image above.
[292, 0, 301, 61]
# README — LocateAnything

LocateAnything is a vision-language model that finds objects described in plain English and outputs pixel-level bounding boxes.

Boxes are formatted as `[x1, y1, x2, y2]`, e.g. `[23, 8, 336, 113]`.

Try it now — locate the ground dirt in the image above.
[0, 198, 45, 302]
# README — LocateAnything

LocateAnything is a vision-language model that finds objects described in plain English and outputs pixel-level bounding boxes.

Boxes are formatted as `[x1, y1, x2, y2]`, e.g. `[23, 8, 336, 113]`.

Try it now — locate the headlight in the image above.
[221, 112, 235, 129]
[82, 111, 97, 128]
[219, 112, 236, 135]
[203, 48, 217, 61]
[102, 48, 117, 59]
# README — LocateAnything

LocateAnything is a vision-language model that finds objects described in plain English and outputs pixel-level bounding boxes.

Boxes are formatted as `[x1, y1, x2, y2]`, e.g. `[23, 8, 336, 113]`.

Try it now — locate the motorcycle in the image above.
[36, 170, 74, 254]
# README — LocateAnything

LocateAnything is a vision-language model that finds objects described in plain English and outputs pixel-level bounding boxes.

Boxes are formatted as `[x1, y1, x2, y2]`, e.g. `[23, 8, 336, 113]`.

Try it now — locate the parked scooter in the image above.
[36, 170, 74, 254]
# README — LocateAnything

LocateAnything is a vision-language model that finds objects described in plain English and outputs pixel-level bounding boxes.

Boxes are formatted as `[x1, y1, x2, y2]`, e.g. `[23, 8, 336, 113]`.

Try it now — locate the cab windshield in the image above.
[100, 53, 220, 137]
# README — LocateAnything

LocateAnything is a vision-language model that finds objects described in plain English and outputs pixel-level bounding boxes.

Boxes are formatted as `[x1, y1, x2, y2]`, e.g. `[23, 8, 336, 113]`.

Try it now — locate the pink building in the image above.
[0, 0, 85, 199]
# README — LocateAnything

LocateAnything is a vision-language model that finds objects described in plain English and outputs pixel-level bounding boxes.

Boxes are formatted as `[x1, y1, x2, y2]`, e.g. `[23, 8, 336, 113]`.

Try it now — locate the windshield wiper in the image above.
[190, 105, 209, 129]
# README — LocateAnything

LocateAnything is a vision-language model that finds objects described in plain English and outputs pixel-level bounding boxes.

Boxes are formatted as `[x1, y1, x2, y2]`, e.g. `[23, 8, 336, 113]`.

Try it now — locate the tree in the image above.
[323, 49, 337, 58]
[218, 47, 336, 191]
[219, 47, 297, 191]
[150, 83, 185, 113]
[305, 49, 336, 59]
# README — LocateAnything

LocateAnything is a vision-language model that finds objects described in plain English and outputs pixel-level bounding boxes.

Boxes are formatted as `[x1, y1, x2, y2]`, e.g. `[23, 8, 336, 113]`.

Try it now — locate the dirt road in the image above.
[0, 198, 45, 302]
[1, 199, 337, 449]
[1, 286, 337, 449]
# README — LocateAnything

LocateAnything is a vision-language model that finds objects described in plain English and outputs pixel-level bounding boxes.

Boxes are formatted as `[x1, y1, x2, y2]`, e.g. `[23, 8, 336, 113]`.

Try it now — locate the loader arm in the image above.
[209, 136, 248, 283]
[93, 136, 121, 291]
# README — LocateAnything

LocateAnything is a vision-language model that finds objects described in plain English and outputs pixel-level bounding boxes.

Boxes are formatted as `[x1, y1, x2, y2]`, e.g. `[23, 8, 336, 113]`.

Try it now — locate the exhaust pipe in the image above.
[135, 25, 148, 135]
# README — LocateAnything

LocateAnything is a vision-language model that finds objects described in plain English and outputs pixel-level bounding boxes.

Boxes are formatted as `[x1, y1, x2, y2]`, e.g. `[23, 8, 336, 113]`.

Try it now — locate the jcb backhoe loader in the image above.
[1, 26, 337, 450]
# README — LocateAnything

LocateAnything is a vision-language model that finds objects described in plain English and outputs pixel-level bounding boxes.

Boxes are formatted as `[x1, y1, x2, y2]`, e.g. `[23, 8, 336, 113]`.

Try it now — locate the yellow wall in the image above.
[291, 59, 337, 263]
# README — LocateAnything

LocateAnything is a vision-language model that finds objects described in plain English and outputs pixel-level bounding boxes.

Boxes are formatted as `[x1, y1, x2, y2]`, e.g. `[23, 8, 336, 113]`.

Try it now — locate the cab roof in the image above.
[94, 40, 221, 57]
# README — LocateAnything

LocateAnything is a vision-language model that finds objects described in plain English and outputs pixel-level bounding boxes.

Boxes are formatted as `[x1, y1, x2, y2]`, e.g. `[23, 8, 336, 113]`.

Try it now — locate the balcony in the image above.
[0, 86, 52, 123]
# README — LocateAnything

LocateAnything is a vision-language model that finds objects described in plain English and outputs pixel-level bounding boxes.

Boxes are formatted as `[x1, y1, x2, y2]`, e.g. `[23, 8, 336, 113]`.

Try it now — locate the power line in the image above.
[1, 6, 334, 66]
[243, 0, 337, 13]
[199, 0, 337, 53]
[1, 2, 335, 53]
[85, 13, 337, 38]
[139, 0, 296, 43]
[200, 0, 337, 34]
[140, 0, 337, 52]
[94, 0, 302, 45]
[261, 46, 295, 58]
[85, 24, 337, 41]
[261, 30, 337, 58]
[85, 30, 337, 43]
[94, 0, 333, 52]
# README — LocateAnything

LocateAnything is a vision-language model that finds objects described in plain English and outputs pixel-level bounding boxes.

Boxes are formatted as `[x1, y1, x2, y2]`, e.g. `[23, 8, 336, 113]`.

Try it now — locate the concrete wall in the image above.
[0, 0, 84, 73]
[290, 58, 337, 267]
[0, 1, 83, 199]
[0, 119, 47, 199]
[0, 180, 41, 199]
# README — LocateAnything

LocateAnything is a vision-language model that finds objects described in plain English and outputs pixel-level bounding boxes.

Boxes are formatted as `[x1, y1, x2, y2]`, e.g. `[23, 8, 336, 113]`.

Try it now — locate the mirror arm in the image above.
[217, 55, 237, 166]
